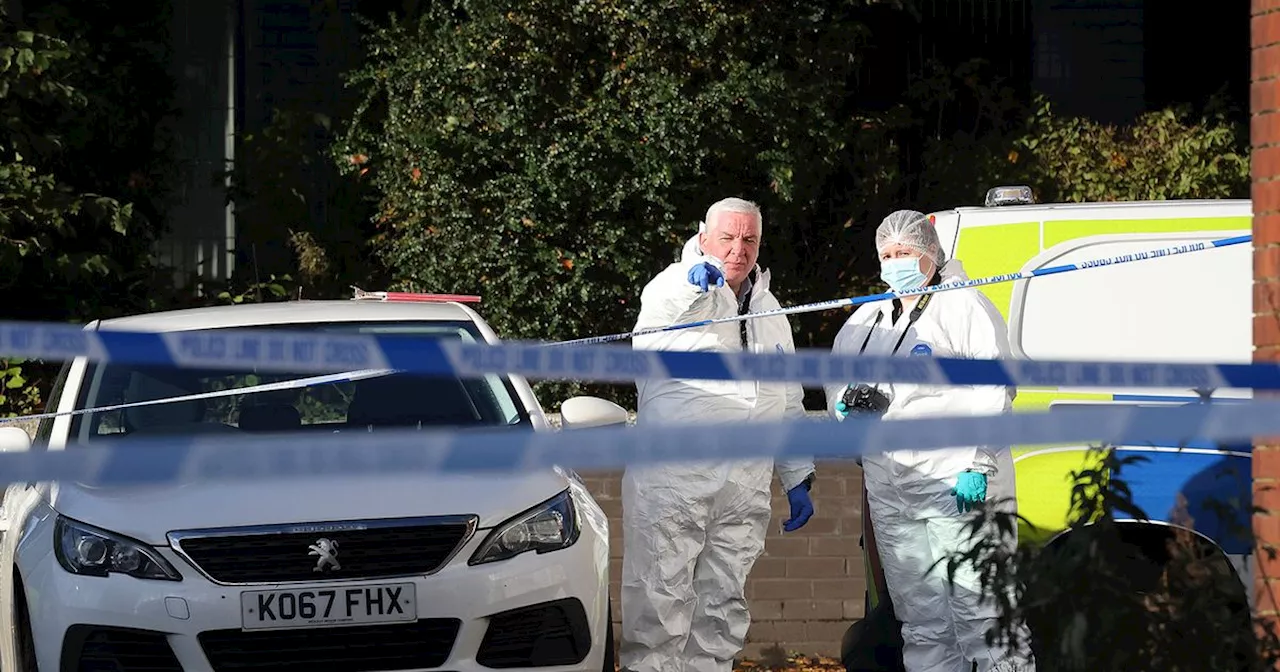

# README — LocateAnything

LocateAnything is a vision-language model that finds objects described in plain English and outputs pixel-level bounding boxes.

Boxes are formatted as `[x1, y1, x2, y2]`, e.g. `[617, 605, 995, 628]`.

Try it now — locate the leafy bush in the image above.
[0, 2, 177, 416]
[905, 57, 1028, 210]
[918, 93, 1250, 209]
[1011, 94, 1250, 204]
[0, 1, 177, 322]
[946, 446, 1276, 671]
[335, 1, 894, 409]
[335, 8, 1251, 411]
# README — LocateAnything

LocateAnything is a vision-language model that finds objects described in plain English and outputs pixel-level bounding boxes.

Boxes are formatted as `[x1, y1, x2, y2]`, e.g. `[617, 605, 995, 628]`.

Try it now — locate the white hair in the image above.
[701, 197, 763, 237]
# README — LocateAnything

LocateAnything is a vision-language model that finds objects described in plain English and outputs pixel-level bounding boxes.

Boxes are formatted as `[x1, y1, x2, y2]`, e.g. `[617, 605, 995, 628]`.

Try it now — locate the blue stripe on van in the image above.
[1113, 449, 1253, 555]
[1111, 394, 1252, 404]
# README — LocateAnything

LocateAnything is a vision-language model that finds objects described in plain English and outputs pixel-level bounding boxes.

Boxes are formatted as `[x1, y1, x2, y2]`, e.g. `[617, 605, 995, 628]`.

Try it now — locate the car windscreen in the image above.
[67, 320, 531, 443]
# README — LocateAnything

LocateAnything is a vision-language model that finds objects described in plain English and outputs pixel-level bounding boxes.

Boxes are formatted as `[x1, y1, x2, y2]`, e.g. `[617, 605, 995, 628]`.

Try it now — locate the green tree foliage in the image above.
[336, 1, 901, 407]
[337, 10, 1253, 411]
[0, 2, 177, 320]
[1008, 94, 1250, 204]
[914, 73, 1250, 209]
[0, 2, 177, 415]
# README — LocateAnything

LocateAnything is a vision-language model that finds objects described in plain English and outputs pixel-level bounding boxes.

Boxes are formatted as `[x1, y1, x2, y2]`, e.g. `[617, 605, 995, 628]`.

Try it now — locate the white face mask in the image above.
[880, 257, 928, 292]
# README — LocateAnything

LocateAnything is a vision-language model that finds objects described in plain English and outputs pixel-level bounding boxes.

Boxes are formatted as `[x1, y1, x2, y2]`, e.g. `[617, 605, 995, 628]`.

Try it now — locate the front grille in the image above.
[199, 619, 461, 671]
[61, 624, 183, 671]
[171, 516, 475, 584]
[477, 598, 592, 668]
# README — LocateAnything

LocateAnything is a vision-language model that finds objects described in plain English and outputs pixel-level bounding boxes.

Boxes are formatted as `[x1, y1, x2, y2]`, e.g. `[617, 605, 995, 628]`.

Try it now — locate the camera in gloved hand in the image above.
[840, 384, 891, 416]
[837, 384, 891, 469]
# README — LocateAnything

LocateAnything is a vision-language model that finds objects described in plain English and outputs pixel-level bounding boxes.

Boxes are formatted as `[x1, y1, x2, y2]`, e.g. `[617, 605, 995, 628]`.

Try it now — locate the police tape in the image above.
[0, 320, 1275, 391]
[0, 368, 395, 424]
[0, 397, 1273, 488]
[552, 233, 1252, 346]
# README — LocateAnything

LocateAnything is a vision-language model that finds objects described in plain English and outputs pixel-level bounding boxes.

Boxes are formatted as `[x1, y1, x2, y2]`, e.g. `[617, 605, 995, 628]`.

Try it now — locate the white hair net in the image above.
[875, 209, 944, 265]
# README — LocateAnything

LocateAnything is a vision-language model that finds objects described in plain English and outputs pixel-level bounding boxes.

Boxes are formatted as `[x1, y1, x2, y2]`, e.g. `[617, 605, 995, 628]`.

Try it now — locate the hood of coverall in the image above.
[938, 258, 970, 283]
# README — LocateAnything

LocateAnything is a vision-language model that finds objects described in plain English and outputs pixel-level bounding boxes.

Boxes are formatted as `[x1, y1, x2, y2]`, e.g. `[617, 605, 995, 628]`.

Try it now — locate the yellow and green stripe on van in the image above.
[953, 215, 1252, 324]
[952, 214, 1252, 545]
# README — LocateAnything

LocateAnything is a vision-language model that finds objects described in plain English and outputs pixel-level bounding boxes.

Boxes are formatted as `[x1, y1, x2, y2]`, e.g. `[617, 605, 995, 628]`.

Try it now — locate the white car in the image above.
[0, 294, 628, 672]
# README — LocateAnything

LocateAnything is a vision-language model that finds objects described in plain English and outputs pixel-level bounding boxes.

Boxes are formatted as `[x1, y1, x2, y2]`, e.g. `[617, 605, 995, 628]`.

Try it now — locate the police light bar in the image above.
[350, 287, 482, 303]
[983, 185, 1035, 208]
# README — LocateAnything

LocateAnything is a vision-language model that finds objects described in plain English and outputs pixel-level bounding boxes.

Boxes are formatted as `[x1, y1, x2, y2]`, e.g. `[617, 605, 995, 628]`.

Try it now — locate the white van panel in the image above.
[1008, 231, 1252, 365]
[929, 211, 960, 263]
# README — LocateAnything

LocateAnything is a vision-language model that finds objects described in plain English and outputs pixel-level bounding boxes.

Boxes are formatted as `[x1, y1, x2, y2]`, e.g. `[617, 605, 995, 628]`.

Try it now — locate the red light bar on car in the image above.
[351, 287, 482, 303]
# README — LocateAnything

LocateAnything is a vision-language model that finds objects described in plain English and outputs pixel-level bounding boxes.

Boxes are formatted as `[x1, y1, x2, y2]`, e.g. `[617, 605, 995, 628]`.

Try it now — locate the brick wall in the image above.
[1255, 0, 1280, 650]
[578, 461, 867, 659]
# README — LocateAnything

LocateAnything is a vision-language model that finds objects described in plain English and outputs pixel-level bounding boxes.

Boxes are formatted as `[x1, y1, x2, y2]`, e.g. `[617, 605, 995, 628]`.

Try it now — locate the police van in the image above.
[847, 188, 1255, 669]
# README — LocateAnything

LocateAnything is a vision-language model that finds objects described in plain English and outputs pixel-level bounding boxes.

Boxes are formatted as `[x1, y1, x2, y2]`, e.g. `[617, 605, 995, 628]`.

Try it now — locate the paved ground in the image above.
[614, 653, 845, 672]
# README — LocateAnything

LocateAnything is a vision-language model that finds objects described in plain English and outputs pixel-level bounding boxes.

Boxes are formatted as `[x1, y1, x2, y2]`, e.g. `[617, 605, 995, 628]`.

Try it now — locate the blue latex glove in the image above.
[833, 384, 856, 420]
[952, 471, 987, 513]
[834, 402, 849, 420]
[783, 480, 814, 532]
[687, 262, 725, 292]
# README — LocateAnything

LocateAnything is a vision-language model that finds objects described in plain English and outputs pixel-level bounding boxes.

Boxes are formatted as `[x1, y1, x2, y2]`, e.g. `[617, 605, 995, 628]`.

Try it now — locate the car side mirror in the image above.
[0, 426, 31, 453]
[559, 396, 629, 430]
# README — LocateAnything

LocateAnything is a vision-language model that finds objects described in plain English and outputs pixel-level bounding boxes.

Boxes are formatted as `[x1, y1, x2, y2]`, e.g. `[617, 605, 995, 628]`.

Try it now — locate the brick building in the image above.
[1253, 0, 1280, 651]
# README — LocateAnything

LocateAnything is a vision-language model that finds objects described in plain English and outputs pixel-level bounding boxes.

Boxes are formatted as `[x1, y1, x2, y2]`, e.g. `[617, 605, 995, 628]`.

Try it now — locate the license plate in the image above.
[241, 583, 417, 631]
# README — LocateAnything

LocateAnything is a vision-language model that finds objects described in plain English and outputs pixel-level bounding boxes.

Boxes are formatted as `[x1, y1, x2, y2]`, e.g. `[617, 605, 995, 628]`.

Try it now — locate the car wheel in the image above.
[604, 599, 616, 672]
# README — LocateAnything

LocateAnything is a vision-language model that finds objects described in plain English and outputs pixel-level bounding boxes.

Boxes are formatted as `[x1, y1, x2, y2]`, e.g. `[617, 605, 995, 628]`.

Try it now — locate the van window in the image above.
[1010, 234, 1251, 363]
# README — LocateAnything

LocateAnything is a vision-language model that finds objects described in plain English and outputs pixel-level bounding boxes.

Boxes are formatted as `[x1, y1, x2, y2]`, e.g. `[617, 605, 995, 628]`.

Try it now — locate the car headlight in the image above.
[54, 517, 181, 581]
[469, 489, 580, 565]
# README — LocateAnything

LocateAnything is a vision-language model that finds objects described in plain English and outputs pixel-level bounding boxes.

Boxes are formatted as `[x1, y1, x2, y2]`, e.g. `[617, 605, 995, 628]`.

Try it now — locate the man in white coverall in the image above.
[826, 210, 1035, 672]
[620, 197, 817, 672]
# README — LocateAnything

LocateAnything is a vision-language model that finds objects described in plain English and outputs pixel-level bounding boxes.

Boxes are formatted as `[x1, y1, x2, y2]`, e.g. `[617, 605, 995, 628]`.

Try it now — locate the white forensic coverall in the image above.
[825, 259, 1034, 672]
[620, 236, 816, 672]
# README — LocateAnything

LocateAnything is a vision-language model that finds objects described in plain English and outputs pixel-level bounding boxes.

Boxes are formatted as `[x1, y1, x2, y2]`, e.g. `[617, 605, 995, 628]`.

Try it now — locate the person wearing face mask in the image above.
[620, 197, 816, 672]
[826, 210, 1035, 672]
